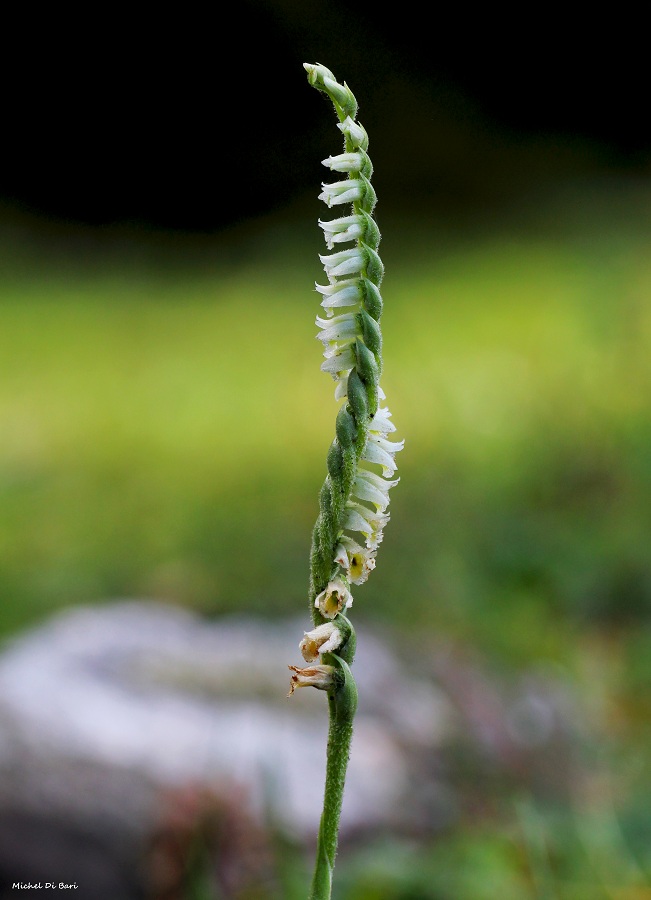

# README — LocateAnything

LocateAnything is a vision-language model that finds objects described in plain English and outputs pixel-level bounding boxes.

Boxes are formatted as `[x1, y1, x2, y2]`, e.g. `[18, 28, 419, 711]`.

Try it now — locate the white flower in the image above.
[322, 152, 363, 173]
[318, 179, 363, 208]
[338, 536, 377, 584]
[361, 437, 402, 475]
[353, 469, 400, 511]
[343, 502, 390, 549]
[337, 116, 368, 150]
[288, 663, 336, 696]
[299, 622, 344, 663]
[370, 406, 397, 435]
[315, 279, 362, 314]
[314, 579, 353, 618]
[320, 346, 355, 377]
[315, 312, 359, 347]
[319, 215, 364, 249]
[319, 247, 365, 280]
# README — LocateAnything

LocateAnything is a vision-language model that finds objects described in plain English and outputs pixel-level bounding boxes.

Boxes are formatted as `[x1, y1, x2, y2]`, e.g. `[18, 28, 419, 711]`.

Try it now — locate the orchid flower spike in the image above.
[289, 64, 403, 900]
[302, 63, 403, 623]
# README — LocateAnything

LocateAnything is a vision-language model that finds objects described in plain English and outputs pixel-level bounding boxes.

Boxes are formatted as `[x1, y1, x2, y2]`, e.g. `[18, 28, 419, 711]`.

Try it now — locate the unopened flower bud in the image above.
[337, 116, 369, 151]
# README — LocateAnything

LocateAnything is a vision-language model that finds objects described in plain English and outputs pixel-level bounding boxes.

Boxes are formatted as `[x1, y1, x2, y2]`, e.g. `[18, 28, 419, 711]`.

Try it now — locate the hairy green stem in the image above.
[309, 655, 357, 900]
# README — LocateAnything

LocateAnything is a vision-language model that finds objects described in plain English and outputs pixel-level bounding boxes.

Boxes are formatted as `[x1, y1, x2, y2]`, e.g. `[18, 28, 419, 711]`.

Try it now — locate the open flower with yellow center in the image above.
[300, 622, 344, 663]
[335, 536, 377, 585]
[314, 579, 353, 619]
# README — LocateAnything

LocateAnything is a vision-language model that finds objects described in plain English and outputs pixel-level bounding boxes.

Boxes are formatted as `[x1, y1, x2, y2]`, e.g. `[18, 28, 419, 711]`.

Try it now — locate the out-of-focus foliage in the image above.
[2, 184, 651, 895]
[2, 191, 651, 650]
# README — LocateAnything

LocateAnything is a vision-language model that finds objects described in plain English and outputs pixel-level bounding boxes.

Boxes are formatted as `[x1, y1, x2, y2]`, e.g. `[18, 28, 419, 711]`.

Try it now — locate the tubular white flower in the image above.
[353, 469, 400, 511]
[315, 279, 362, 313]
[322, 152, 364, 172]
[320, 247, 365, 280]
[337, 116, 369, 150]
[315, 277, 360, 298]
[369, 406, 397, 435]
[316, 312, 359, 347]
[319, 215, 364, 250]
[343, 502, 390, 549]
[320, 346, 355, 376]
[300, 622, 344, 663]
[314, 579, 353, 619]
[319, 179, 363, 208]
[363, 440, 404, 477]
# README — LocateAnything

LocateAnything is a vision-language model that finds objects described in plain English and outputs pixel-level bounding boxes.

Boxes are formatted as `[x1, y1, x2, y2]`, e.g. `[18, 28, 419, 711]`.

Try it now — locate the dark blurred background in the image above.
[2, 4, 651, 898]
[3, 1, 650, 230]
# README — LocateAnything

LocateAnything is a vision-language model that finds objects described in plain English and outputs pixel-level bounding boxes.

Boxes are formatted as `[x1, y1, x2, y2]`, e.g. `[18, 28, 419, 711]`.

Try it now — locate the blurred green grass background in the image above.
[2, 185, 651, 895]
[3, 191, 651, 652]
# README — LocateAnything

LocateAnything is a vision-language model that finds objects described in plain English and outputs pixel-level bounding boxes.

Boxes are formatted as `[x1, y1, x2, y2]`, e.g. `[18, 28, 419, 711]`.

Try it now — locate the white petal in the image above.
[361, 440, 399, 475]
[352, 477, 391, 510]
[316, 318, 358, 345]
[357, 468, 400, 492]
[370, 406, 396, 434]
[334, 375, 349, 400]
[343, 507, 375, 534]
[334, 544, 349, 567]
[321, 348, 355, 375]
[315, 278, 359, 297]
[370, 435, 405, 454]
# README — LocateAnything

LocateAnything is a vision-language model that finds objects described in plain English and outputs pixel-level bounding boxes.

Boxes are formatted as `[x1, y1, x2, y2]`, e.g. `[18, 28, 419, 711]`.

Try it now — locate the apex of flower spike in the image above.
[304, 63, 357, 120]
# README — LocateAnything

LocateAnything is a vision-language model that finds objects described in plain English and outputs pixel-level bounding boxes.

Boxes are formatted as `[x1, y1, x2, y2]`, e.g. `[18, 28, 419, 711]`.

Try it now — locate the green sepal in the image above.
[359, 210, 380, 251]
[358, 176, 377, 215]
[325, 653, 358, 718]
[357, 309, 382, 356]
[335, 405, 357, 450]
[355, 340, 379, 417]
[336, 84, 358, 121]
[355, 338, 379, 385]
[361, 278, 383, 320]
[326, 440, 344, 481]
[358, 150, 373, 180]
[346, 368, 368, 423]
[362, 243, 384, 285]
[310, 522, 330, 602]
[341, 445, 357, 500]
[333, 614, 356, 665]
[324, 80, 358, 121]
[319, 480, 336, 549]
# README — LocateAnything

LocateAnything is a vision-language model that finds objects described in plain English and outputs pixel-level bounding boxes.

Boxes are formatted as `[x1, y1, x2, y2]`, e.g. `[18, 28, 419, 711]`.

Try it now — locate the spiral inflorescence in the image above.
[304, 63, 403, 633]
